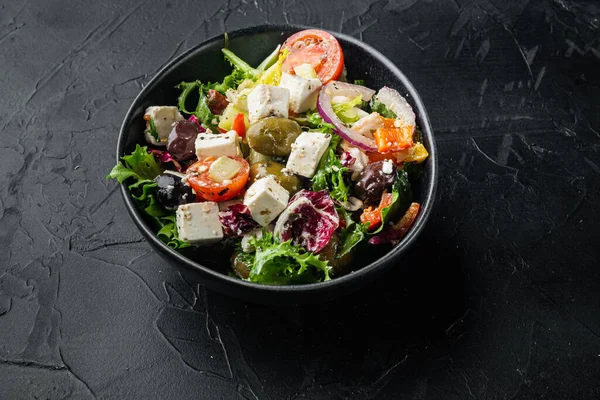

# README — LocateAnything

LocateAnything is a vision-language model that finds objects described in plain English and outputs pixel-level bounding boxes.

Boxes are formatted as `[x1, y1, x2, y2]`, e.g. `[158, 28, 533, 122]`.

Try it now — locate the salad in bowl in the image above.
[109, 29, 429, 286]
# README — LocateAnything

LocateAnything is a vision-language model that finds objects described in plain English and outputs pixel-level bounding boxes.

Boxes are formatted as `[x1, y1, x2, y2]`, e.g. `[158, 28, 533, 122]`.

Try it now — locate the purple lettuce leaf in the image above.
[274, 190, 339, 253]
[218, 204, 259, 237]
[148, 149, 183, 172]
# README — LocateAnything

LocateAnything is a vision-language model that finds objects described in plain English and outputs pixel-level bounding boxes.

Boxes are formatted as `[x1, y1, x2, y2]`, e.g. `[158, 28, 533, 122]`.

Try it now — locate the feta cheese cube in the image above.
[247, 84, 289, 123]
[176, 202, 223, 244]
[243, 176, 290, 226]
[195, 131, 241, 159]
[279, 72, 322, 113]
[286, 132, 331, 178]
[382, 159, 394, 174]
[144, 106, 184, 146]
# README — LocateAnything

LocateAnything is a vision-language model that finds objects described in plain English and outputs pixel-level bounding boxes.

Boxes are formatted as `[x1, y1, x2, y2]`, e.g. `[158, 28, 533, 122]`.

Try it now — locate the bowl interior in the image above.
[118, 24, 437, 298]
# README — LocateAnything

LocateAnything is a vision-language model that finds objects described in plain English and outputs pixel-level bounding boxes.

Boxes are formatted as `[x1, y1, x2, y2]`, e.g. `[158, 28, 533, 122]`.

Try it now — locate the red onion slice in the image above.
[374, 87, 416, 127]
[317, 88, 377, 152]
[322, 81, 376, 101]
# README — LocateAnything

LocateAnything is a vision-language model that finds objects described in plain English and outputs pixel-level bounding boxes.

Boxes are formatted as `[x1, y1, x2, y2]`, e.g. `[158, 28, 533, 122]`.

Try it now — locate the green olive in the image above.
[318, 233, 354, 276]
[247, 149, 271, 165]
[239, 140, 251, 158]
[246, 117, 302, 156]
[231, 251, 252, 279]
[248, 162, 302, 195]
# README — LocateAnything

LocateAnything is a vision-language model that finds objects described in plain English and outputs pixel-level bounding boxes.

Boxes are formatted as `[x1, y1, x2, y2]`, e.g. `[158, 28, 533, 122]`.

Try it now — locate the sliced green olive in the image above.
[247, 149, 271, 165]
[231, 251, 252, 279]
[246, 117, 302, 156]
[248, 161, 302, 195]
[318, 233, 353, 276]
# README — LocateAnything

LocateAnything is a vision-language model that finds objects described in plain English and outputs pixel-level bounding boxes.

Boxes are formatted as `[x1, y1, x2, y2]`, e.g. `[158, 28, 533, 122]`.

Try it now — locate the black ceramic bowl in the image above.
[117, 24, 438, 305]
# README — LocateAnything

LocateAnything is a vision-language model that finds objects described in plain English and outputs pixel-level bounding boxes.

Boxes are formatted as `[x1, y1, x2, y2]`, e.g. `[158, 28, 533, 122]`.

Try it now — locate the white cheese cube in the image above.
[176, 202, 223, 244]
[382, 159, 395, 174]
[243, 176, 290, 226]
[195, 131, 241, 159]
[143, 106, 184, 146]
[286, 132, 331, 178]
[247, 84, 289, 123]
[279, 72, 322, 113]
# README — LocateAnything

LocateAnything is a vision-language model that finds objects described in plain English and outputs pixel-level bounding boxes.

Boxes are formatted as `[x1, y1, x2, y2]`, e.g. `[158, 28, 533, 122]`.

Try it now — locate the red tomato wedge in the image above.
[186, 157, 249, 202]
[282, 29, 344, 84]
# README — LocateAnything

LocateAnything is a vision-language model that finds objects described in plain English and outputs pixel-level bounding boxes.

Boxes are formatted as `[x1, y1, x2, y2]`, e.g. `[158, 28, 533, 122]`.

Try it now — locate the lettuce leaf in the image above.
[258, 48, 289, 86]
[247, 231, 332, 285]
[311, 135, 350, 203]
[107, 144, 164, 183]
[370, 99, 397, 119]
[305, 110, 336, 135]
[107, 146, 190, 249]
[332, 94, 362, 124]
[221, 48, 262, 82]
[336, 207, 369, 258]
[370, 165, 413, 235]
[157, 215, 191, 249]
[176, 81, 219, 131]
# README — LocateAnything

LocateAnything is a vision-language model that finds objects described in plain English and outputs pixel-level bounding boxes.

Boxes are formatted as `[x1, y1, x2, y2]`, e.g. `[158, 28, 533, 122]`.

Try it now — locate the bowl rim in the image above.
[117, 23, 438, 295]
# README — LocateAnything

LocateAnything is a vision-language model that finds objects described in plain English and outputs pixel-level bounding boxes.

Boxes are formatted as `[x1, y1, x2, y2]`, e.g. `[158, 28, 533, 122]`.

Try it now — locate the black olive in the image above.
[154, 171, 195, 211]
[353, 160, 397, 205]
[167, 120, 199, 161]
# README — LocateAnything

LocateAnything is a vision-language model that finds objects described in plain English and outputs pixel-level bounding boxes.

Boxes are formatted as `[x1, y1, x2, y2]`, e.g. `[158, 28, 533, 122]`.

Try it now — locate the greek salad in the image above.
[108, 29, 428, 285]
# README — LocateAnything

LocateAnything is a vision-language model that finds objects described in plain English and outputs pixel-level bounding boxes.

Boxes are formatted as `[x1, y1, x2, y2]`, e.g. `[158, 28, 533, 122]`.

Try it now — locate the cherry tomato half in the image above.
[282, 29, 345, 84]
[186, 156, 249, 202]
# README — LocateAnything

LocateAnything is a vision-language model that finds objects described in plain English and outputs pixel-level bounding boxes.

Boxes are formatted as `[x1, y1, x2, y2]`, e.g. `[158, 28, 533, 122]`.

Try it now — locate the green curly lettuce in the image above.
[311, 134, 350, 203]
[107, 145, 190, 249]
[245, 232, 332, 285]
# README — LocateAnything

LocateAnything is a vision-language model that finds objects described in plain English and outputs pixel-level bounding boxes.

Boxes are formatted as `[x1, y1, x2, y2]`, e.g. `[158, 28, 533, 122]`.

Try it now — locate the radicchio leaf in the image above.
[218, 204, 259, 236]
[149, 149, 183, 172]
[188, 115, 207, 132]
[274, 190, 339, 253]
[340, 151, 356, 168]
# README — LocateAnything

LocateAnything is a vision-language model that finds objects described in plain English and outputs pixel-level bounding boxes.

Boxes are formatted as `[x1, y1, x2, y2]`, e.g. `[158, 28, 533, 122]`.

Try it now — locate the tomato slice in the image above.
[281, 29, 344, 84]
[186, 157, 249, 202]
[360, 192, 394, 231]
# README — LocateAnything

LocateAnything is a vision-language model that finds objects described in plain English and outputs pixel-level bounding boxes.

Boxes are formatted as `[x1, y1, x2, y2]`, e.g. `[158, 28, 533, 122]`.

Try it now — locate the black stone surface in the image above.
[1, 0, 599, 398]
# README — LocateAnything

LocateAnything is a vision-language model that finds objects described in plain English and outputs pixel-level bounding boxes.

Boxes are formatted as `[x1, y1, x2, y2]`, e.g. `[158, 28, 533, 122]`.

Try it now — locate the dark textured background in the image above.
[1, 0, 599, 399]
